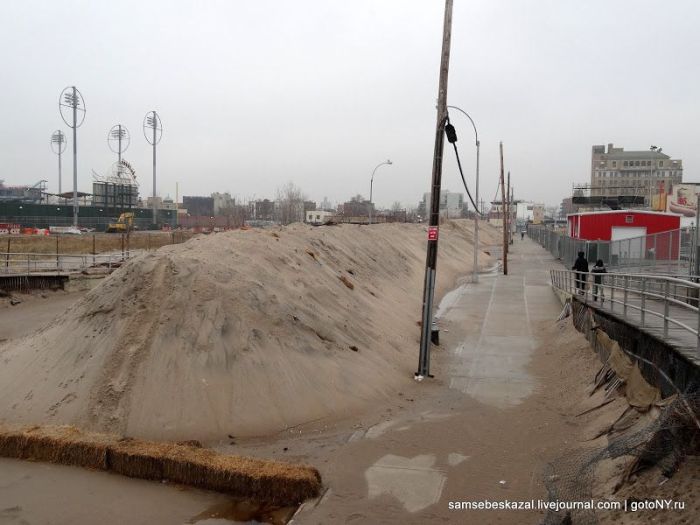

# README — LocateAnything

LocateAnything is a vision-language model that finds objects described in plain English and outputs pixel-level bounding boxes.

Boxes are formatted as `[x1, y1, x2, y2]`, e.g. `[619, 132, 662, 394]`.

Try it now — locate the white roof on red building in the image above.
[566, 209, 681, 219]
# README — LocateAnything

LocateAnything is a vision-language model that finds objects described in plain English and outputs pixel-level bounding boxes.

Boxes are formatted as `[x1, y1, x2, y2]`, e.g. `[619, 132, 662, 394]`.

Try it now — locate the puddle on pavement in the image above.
[434, 284, 468, 319]
[187, 500, 298, 525]
[365, 454, 446, 513]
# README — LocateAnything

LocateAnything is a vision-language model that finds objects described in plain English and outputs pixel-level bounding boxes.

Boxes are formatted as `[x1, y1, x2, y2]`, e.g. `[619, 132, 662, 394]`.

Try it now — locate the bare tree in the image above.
[275, 182, 307, 225]
[391, 201, 403, 212]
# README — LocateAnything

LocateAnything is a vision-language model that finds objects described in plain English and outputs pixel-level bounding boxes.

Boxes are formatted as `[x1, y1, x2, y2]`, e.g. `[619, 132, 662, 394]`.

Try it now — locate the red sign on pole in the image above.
[428, 226, 439, 241]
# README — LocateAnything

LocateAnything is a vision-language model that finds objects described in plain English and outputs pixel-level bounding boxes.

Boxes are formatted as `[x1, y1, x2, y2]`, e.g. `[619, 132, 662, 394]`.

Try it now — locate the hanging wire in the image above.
[444, 116, 503, 219]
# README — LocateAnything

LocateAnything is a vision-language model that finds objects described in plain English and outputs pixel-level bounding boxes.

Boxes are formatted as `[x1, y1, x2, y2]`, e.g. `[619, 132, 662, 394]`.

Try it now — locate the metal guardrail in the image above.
[1, 251, 136, 275]
[550, 269, 700, 351]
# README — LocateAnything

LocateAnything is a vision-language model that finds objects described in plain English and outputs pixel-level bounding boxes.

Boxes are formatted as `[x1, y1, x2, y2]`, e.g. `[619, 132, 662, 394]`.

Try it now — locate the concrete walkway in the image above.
[296, 237, 569, 524]
[443, 239, 561, 408]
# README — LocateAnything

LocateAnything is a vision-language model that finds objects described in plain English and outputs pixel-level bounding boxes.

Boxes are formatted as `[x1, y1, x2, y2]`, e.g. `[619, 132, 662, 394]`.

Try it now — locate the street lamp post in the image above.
[446, 105, 480, 283]
[369, 159, 392, 225]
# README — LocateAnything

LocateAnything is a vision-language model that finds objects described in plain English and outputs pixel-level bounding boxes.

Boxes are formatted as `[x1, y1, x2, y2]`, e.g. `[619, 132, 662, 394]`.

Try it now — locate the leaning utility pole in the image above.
[500, 142, 507, 275]
[416, 0, 453, 380]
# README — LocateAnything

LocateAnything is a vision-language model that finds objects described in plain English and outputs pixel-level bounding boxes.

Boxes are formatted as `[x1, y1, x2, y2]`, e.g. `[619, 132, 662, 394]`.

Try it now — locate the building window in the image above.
[625, 215, 634, 223]
[612, 161, 617, 168]
[623, 161, 628, 167]
[659, 161, 663, 167]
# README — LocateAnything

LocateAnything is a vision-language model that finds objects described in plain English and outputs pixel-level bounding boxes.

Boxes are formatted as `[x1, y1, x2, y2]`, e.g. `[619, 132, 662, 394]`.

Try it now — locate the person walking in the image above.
[521, 230, 525, 240]
[591, 259, 607, 302]
[572, 251, 589, 295]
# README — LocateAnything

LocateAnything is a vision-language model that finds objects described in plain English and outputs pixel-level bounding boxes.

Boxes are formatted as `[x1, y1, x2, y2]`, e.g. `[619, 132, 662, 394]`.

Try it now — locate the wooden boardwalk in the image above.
[571, 287, 700, 366]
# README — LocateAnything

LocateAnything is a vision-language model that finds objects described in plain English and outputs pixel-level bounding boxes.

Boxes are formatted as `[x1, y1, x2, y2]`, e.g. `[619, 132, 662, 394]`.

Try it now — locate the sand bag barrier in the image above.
[0, 424, 321, 506]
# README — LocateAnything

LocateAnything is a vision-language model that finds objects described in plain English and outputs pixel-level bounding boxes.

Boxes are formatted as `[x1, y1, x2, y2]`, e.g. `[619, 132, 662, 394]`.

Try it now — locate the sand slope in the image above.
[0, 221, 499, 441]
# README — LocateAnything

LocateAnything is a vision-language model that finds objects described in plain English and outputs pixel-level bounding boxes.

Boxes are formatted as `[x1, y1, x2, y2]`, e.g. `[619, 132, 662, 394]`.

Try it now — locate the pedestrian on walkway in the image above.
[521, 230, 525, 240]
[591, 259, 607, 302]
[572, 251, 589, 294]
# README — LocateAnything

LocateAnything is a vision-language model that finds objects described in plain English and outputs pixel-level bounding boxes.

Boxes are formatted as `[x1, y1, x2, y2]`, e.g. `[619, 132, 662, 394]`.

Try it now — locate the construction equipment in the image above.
[106, 212, 135, 233]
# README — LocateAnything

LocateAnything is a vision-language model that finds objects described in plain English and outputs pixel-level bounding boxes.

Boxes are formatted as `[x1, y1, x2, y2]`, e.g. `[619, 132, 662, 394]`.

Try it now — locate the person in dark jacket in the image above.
[572, 251, 589, 294]
[591, 259, 607, 302]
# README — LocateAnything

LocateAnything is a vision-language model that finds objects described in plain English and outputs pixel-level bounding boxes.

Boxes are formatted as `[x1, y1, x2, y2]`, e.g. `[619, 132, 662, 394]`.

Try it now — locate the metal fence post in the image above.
[696, 291, 700, 351]
[640, 278, 646, 327]
[623, 275, 629, 315]
[610, 275, 615, 311]
[663, 280, 670, 337]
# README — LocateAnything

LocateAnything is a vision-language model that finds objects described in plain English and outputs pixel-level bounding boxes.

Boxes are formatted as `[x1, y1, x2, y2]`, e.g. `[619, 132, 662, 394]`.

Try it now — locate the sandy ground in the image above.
[0, 290, 85, 341]
[0, 238, 599, 524]
[0, 221, 501, 441]
[1, 234, 696, 524]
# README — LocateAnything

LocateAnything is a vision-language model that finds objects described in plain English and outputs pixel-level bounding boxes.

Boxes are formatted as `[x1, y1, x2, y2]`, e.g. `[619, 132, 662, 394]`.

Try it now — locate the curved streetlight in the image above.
[447, 105, 480, 283]
[369, 159, 392, 225]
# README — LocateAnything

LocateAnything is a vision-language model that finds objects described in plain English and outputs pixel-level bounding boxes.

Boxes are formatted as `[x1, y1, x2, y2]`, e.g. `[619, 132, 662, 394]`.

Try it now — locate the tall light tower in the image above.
[144, 111, 163, 227]
[50, 130, 67, 198]
[59, 86, 86, 228]
[108, 124, 130, 163]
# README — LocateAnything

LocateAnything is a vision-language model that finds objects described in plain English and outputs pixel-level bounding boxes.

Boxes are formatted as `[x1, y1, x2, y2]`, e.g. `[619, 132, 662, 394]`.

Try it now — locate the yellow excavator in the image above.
[106, 212, 135, 233]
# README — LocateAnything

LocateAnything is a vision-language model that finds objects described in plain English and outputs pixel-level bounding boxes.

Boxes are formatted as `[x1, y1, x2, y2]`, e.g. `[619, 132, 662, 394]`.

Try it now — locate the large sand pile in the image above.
[0, 221, 500, 441]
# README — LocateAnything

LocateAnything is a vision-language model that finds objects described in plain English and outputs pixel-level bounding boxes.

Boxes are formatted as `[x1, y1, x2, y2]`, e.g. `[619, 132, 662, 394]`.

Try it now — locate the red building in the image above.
[567, 210, 680, 241]
[567, 210, 681, 261]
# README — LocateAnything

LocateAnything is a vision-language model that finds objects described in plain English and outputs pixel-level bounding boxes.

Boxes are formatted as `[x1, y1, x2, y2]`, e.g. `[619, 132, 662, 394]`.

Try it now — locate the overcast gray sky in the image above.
[1, 0, 698, 209]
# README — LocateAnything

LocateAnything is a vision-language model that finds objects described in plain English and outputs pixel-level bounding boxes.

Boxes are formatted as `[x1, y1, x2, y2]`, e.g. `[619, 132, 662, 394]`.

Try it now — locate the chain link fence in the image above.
[529, 225, 695, 276]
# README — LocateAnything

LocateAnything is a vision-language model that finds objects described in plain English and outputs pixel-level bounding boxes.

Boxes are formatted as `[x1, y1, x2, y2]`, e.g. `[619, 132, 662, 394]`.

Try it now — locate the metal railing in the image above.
[530, 225, 694, 275]
[550, 269, 700, 351]
[1, 251, 136, 275]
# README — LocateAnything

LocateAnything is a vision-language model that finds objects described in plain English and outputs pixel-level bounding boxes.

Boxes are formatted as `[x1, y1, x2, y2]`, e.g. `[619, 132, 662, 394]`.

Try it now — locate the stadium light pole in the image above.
[108, 124, 130, 164]
[50, 130, 67, 198]
[369, 160, 392, 225]
[446, 105, 480, 283]
[144, 111, 163, 227]
[59, 86, 86, 228]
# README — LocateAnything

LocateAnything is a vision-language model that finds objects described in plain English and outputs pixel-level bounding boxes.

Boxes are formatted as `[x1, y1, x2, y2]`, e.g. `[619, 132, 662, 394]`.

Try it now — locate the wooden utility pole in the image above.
[510, 184, 514, 244]
[500, 142, 507, 274]
[506, 171, 511, 252]
[416, 0, 454, 380]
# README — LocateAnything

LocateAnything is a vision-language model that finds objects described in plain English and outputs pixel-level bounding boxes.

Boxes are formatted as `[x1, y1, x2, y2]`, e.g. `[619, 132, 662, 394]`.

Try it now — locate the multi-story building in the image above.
[182, 196, 215, 217]
[419, 190, 464, 219]
[211, 192, 235, 215]
[488, 200, 519, 228]
[590, 144, 683, 205]
[560, 197, 578, 218]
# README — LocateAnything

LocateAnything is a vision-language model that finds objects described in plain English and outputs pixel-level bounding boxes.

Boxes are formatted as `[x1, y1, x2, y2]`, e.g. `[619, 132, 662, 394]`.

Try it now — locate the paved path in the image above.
[296, 237, 568, 524]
